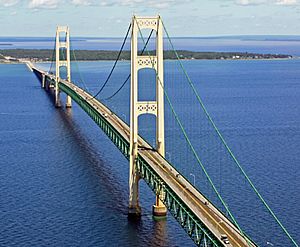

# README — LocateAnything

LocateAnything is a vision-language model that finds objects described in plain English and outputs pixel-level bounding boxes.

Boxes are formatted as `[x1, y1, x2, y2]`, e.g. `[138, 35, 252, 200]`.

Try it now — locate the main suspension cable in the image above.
[161, 19, 298, 247]
[135, 17, 252, 247]
[87, 23, 132, 101]
[70, 45, 89, 91]
[48, 36, 56, 73]
[100, 29, 154, 101]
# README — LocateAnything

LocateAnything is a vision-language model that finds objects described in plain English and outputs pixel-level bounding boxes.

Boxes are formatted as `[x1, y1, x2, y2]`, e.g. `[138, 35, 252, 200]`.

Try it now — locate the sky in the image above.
[0, 0, 300, 37]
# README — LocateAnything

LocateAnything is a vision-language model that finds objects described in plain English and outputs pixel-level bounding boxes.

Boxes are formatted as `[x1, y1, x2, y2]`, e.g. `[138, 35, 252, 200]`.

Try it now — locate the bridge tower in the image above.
[55, 26, 72, 108]
[129, 15, 167, 217]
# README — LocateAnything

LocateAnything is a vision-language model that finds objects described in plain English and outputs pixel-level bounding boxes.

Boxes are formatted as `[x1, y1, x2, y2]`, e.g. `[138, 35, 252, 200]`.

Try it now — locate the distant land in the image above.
[0, 49, 292, 63]
[0, 35, 300, 56]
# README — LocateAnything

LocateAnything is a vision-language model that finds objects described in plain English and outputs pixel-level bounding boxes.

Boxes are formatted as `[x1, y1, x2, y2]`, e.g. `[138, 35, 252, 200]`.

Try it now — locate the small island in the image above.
[0, 49, 293, 63]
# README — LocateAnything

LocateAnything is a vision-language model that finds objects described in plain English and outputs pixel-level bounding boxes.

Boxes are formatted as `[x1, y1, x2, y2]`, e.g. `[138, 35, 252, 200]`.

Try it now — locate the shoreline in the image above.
[0, 49, 293, 63]
[0, 57, 296, 65]
[1, 56, 296, 64]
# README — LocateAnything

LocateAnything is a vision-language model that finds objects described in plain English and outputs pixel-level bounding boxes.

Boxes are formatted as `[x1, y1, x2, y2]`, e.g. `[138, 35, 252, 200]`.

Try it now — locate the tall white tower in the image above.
[55, 26, 72, 108]
[129, 15, 167, 217]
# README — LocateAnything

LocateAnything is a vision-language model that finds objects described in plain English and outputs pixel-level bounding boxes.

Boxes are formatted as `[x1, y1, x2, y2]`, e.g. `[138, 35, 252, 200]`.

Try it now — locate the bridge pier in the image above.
[128, 140, 141, 217]
[153, 198, 167, 218]
[55, 88, 61, 108]
[66, 95, 72, 108]
[128, 169, 141, 217]
[42, 73, 46, 88]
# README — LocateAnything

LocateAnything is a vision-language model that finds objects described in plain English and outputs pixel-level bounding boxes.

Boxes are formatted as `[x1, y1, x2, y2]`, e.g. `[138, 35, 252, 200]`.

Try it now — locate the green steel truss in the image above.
[136, 156, 223, 247]
[60, 81, 223, 247]
[34, 70, 225, 247]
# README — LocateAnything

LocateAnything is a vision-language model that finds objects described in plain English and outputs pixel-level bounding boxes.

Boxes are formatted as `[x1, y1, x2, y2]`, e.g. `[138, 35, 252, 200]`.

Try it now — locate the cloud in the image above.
[71, 0, 91, 6]
[28, 0, 60, 9]
[118, 0, 190, 8]
[235, 0, 266, 5]
[1, 0, 192, 9]
[2, 0, 296, 9]
[276, 0, 297, 5]
[235, 0, 298, 5]
[0, 0, 19, 7]
[70, 0, 190, 9]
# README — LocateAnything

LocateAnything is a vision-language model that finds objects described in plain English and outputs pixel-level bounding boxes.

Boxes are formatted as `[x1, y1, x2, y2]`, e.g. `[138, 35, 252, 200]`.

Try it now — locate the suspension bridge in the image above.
[26, 16, 298, 247]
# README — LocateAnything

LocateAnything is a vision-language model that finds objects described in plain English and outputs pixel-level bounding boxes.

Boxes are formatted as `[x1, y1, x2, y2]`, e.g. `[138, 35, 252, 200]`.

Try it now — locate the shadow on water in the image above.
[56, 106, 128, 212]
[150, 220, 168, 247]
[58, 108, 172, 246]
[125, 216, 169, 247]
[36, 83, 173, 246]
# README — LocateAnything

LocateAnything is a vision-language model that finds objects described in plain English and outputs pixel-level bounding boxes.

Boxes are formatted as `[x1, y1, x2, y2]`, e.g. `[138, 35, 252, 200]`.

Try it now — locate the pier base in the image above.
[128, 206, 141, 219]
[153, 195, 167, 218]
[152, 205, 167, 218]
[66, 95, 72, 108]
[42, 74, 46, 88]
[55, 100, 62, 108]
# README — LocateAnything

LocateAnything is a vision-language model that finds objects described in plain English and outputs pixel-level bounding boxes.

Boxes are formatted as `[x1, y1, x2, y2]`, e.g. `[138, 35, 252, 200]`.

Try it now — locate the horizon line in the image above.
[1, 34, 300, 38]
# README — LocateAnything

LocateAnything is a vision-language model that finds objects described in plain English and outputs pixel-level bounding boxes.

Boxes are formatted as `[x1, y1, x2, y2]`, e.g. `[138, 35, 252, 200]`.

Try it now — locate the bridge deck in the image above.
[30, 64, 257, 247]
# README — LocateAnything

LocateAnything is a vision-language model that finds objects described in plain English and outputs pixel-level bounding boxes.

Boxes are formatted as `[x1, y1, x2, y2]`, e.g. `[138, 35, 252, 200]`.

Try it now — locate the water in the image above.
[1, 36, 300, 56]
[0, 59, 300, 246]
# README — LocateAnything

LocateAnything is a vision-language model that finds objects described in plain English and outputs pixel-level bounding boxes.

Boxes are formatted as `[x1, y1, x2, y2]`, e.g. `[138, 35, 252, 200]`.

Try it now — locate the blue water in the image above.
[0, 59, 300, 246]
[1, 36, 300, 56]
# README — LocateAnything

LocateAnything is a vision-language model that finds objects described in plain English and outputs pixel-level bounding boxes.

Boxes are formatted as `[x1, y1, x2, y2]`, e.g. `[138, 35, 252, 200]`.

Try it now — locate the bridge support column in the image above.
[128, 145, 141, 217]
[66, 95, 72, 108]
[55, 26, 72, 108]
[42, 73, 46, 88]
[129, 15, 167, 218]
[153, 16, 167, 218]
[55, 84, 61, 108]
[129, 16, 140, 218]
[153, 194, 167, 218]
[65, 29, 72, 108]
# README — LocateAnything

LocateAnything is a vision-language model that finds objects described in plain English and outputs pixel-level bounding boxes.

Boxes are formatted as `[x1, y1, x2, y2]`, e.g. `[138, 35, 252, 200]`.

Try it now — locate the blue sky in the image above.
[0, 0, 299, 37]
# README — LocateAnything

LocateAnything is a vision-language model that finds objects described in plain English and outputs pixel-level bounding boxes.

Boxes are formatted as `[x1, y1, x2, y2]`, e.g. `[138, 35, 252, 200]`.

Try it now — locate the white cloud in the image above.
[72, 0, 189, 8]
[236, 0, 259, 5]
[71, 0, 91, 6]
[2, 0, 297, 9]
[235, 0, 298, 5]
[118, 0, 186, 8]
[235, 0, 266, 5]
[28, 0, 60, 9]
[276, 0, 297, 5]
[0, 0, 19, 7]
[0, 0, 192, 9]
